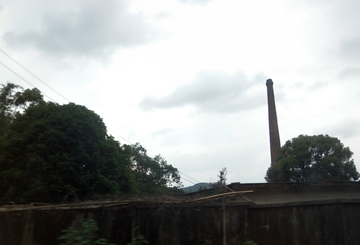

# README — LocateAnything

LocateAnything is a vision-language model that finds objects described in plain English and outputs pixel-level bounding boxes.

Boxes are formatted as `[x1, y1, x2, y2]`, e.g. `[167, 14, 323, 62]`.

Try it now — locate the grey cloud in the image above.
[337, 66, 360, 80]
[178, 0, 213, 6]
[139, 71, 267, 114]
[338, 36, 360, 63]
[320, 118, 360, 139]
[3, 0, 160, 59]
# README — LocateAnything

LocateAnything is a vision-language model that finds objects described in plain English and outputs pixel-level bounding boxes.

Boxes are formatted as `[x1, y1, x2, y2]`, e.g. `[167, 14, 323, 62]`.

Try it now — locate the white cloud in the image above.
[178, 0, 213, 6]
[2, 0, 161, 60]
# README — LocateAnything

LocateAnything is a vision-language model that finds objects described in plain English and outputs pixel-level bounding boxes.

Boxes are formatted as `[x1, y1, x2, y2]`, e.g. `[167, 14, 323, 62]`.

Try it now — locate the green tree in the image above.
[0, 83, 184, 202]
[0, 102, 133, 203]
[129, 143, 182, 194]
[0, 82, 43, 136]
[265, 134, 359, 182]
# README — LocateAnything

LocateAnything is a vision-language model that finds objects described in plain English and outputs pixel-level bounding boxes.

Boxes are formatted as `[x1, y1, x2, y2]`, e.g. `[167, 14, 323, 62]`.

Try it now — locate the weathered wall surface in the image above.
[248, 201, 360, 245]
[2, 182, 360, 245]
[0, 202, 249, 245]
[1, 199, 360, 245]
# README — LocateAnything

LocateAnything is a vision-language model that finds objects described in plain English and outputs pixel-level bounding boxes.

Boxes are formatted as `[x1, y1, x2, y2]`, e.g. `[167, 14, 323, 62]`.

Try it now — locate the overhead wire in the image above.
[180, 176, 198, 185]
[0, 55, 134, 146]
[0, 49, 202, 187]
[107, 128, 133, 145]
[0, 49, 71, 103]
[0, 60, 57, 102]
[179, 171, 201, 183]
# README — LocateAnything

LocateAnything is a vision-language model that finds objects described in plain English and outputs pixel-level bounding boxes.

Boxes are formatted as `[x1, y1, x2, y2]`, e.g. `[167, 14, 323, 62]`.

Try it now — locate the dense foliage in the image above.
[129, 143, 181, 194]
[265, 134, 359, 182]
[0, 83, 43, 136]
[0, 83, 182, 203]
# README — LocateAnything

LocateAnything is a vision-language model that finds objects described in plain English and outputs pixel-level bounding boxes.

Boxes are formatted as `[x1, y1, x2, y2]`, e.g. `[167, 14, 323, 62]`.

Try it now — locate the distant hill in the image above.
[182, 182, 212, 193]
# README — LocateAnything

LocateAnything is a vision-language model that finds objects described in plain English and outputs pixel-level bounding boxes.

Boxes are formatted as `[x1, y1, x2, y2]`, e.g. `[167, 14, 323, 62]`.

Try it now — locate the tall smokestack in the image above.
[266, 79, 281, 166]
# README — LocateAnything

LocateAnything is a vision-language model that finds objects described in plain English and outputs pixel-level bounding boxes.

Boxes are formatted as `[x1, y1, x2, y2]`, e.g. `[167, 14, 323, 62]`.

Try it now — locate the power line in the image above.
[0, 60, 57, 102]
[138, 150, 201, 185]
[0, 50, 132, 145]
[0, 57, 134, 146]
[0, 49, 71, 103]
[0, 50, 202, 187]
[179, 171, 201, 183]
[180, 176, 198, 185]
[107, 128, 133, 145]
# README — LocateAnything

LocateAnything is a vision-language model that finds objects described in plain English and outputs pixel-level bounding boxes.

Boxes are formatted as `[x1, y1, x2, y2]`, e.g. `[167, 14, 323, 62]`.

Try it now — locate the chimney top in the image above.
[266, 79, 273, 86]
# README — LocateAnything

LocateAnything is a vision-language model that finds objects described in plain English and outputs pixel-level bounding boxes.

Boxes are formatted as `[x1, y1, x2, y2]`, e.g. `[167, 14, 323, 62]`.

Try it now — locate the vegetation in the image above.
[197, 185, 208, 191]
[126, 234, 149, 245]
[211, 167, 227, 189]
[217, 167, 227, 185]
[265, 134, 359, 182]
[59, 219, 115, 245]
[182, 182, 211, 193]
[242, 241, 258, 245]
[0, 82, 182, 204]
[129, 143, 182, 195]
[0, 82, 44, 136]
[59, 219, 149, 245]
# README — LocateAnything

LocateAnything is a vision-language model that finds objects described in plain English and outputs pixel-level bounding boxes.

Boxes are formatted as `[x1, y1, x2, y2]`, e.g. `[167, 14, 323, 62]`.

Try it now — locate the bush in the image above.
[58, 219, 114, 245]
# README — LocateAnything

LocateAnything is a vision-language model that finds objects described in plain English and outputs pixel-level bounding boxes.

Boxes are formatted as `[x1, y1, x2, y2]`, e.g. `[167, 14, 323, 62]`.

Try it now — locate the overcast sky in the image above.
[1, 0, 360, 186]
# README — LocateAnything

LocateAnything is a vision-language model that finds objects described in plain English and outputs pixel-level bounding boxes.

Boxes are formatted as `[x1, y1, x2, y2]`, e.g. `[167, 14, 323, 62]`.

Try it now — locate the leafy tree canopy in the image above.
[0, 83, 182, 203]
[128, 143, 182, 195]
[0, 102, 134, 203]
[265, 134, 359, 183]
[0, 82, 43, 136]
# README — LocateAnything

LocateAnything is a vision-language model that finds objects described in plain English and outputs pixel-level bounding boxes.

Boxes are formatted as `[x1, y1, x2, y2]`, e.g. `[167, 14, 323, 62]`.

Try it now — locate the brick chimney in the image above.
[266, 79, 281, 166]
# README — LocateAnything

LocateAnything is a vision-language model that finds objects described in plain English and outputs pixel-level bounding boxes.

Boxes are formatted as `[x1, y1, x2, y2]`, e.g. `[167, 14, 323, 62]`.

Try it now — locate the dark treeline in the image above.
[0, 83, 183, 204]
